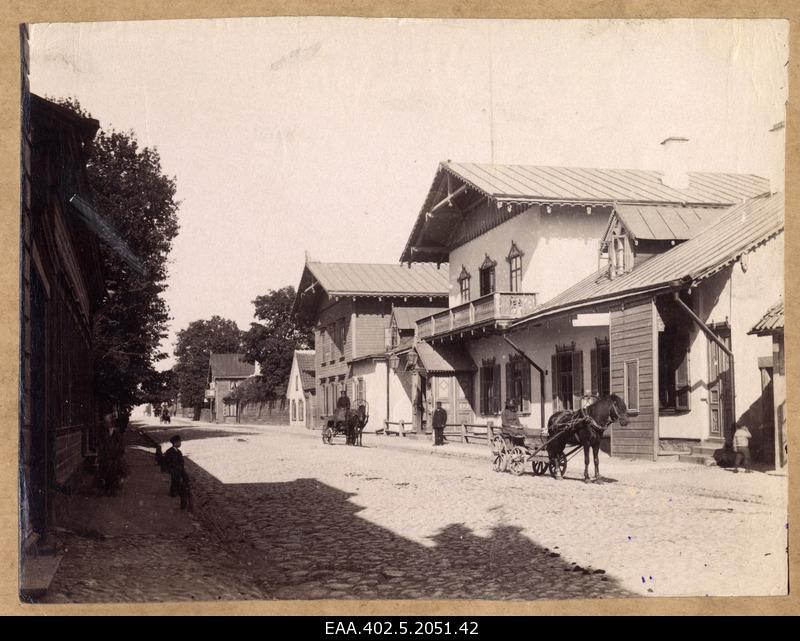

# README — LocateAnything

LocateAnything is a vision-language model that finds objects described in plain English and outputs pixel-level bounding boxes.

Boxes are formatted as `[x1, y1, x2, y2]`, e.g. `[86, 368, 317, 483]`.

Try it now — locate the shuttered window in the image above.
[590, 342, 610, 397]
[658, 328, 691, 411]
[506, 354, 531, 412]
[551, 348, 583, 411]
[480, 360, 501, 415]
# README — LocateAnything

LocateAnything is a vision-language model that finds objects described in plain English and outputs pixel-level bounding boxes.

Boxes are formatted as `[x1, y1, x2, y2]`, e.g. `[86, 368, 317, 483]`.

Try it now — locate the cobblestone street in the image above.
[44, 419, 788, 603]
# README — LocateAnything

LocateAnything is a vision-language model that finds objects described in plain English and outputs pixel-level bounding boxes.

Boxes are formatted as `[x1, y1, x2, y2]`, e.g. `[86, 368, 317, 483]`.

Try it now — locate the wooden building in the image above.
[207, 353, 256, 423]
[292, 261, 448, 430]
[286, 349, 317, 428]
[401, 161, 778, 460]
[20, 87, 106, 554]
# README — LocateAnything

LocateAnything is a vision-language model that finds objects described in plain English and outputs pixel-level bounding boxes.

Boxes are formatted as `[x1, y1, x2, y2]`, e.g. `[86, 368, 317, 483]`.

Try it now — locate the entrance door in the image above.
[455, 373, 475, 425]
[759, 366, 775, 466]
[707, 326, 733, 441]
[434, 376, 452, 430]
[431, 374, 475, 429]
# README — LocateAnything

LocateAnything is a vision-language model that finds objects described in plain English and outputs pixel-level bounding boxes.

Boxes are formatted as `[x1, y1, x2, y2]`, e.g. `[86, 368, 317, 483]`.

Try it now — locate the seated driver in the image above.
[501, 399, 526, 447]
[335, 389, 351, 423]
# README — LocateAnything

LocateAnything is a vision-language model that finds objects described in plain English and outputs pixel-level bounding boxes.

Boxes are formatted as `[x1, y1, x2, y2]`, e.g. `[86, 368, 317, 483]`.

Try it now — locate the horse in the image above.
[346, 403, 368, 446]
[545, 394, 629, 483]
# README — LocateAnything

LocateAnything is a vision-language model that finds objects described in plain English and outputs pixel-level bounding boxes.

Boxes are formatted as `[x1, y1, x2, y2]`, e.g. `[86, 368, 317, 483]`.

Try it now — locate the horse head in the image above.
[606, 394, 629, 427]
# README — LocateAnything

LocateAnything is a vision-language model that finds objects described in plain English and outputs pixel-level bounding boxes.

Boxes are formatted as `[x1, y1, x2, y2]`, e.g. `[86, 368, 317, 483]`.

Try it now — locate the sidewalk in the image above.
[40, 428, 266, 603]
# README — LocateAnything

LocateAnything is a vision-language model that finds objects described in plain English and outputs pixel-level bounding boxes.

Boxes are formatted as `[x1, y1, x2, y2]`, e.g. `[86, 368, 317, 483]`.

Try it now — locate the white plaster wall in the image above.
[447, 205, 608, 307]
[463, 317, 610, 430]
[659, 233, 784, 440]
[286, 358, 307, 427]
[350, 359, 390, 432]
[388, 368, 415, 424]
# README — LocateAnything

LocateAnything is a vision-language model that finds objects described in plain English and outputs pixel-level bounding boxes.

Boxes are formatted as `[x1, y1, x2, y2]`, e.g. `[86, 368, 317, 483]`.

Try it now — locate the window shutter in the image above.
[522, 361, 531, 412]
[675, 333, 691, 410]
[505, 362, 512, 403]
[493, 363, 501, 414]
[572, 350, 584, 408]
[590, 348, 598, 396]
[551, 353, 560, 410]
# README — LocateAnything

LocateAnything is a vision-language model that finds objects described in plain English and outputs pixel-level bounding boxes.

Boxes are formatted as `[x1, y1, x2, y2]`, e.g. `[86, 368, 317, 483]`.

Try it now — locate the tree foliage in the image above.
[241, 286, 314, 401]
[57, 98, 180, 414]
[174, 316, 243, 417]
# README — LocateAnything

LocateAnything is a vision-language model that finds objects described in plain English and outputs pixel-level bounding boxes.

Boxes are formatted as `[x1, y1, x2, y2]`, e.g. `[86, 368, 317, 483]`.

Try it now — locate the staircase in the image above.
[678, 440, 725, 466]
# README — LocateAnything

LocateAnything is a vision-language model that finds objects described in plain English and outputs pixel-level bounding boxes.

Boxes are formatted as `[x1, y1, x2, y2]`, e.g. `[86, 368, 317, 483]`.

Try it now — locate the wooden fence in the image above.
[381, 420, 497, 445]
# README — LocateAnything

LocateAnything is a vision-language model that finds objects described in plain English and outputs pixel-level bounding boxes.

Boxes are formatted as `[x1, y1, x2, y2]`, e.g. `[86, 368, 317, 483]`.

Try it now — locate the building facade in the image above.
[208, 353, 256, 424]
[287, 349, 317, 428]
[293, 262, 449, 431]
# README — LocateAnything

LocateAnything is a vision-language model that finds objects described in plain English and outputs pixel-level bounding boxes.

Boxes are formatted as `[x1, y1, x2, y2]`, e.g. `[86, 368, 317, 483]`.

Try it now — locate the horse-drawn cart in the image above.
[322, 401, 369, 446]
[489, 426, 579, 478]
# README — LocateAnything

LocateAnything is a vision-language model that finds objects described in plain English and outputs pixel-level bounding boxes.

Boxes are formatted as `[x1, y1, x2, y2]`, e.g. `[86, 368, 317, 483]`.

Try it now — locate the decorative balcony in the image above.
[416, 291, 539, 340]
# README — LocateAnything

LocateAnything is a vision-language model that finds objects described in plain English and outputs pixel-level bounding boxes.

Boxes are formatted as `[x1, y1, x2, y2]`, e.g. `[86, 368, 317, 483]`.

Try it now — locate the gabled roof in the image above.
[294, 349, 316, 391]
[209, 353, 254, 380]
[400, 161, 770, 263]
[294, 261, 449, 317]
[391, 306, 447, 331]
[749, 300, 784, 336]
[609, 204, 726, 242]
[512, 192, 784, 324]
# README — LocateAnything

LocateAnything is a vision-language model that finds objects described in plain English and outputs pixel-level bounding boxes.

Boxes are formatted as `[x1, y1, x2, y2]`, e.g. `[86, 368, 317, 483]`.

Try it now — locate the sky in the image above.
[29, 18, 788, 368]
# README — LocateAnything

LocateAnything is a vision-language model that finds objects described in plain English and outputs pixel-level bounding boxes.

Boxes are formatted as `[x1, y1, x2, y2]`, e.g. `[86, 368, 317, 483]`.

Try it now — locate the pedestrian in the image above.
[432, 401, 447, 446]
[163, 435, 191, 509]
[732, 424, 753, 473]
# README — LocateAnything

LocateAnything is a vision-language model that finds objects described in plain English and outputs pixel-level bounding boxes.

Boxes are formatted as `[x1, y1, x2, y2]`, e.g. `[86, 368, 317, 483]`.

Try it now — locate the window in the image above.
[624, 359, 639, 413]
[507, 242, 524, 293]
[480, 359, 501, 415]
[298, 399, 304, 421]
[506, 354, 531, 412]
[295, 375, 299, 391]
[659, 328, 691, 411]
[551, 345, 583, 411]
[590, 339, 611, 397]
[223, 400, 237, 417]
[479, 255, 497, 297]
[356, 378, 365, 403]
[457, 265, 471, 303]
[609, 233, 632, 276]
[291, 399, 297, 421]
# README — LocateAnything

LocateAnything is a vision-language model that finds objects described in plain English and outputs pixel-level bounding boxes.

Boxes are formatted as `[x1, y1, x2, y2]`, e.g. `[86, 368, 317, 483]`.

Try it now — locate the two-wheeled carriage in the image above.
[322, 401, 369, 446]
[489, 424, 582, 478]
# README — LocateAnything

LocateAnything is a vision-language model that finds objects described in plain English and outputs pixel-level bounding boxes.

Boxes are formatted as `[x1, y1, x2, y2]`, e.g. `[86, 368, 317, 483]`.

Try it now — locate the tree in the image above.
[174, 316, 243, 420]
[241, 286, 314, 400]
[57, 98, 180, 415]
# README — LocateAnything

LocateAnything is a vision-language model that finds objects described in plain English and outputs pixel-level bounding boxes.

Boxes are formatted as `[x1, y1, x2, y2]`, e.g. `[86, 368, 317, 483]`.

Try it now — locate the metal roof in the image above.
[749, 300, 784, 336]
[442, 161, 769, 206]
[613, 204, 726, 241]
[416, 341, 477, 374]
[514, 192, 784, 323]
[391, 306, 447, 330]
[209, 353, 254, 379]
[303, 262, 449, 296]
[294, 350, 316, 391]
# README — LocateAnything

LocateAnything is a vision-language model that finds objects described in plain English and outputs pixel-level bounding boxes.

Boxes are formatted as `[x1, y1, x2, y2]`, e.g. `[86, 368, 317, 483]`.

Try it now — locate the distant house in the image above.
[286, 349, 316, 429]
[749, 299, 786, 469]
[208, 353, 256, 423]
[293, 261, 449, 430]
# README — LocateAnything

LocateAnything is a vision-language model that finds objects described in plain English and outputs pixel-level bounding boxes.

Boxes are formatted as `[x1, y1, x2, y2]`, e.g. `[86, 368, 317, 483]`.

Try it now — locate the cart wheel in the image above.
[492, 453, 507, 472]
[490, 436, 506, 456]
[531, 460, 548, 476]
[509, 447, 527, 476]
[549, 453, 568, 478]
[322, 427, 334, 444]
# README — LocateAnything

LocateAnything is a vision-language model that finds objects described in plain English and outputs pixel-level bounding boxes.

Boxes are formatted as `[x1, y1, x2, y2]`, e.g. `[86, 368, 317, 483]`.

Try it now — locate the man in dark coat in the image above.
[163, 435, 190, 510]
[501, 399, 526, 447]
[432, 401, 447, 446]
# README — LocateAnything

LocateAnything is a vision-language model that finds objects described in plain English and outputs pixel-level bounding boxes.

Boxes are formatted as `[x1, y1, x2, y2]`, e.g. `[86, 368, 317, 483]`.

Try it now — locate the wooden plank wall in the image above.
[609, 298, 658, 460]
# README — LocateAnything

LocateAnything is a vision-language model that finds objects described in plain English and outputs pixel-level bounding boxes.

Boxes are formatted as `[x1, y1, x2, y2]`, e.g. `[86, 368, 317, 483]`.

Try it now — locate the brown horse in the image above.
[546, 394, 629, 483]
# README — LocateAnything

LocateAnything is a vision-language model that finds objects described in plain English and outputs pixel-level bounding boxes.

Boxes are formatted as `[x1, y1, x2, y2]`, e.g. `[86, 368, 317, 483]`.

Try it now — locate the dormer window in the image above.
[479, 254, 497, 297]
[610, 232, 632, 276]
[457, 265, 471, 303]
[506, 242, 524, 292]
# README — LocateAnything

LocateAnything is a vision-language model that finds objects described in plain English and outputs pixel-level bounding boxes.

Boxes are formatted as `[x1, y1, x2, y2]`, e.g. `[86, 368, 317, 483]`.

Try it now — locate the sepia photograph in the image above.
[17, 15, 789, 607]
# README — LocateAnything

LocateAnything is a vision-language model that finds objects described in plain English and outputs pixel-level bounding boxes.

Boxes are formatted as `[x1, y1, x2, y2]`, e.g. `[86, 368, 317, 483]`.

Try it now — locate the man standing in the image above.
[432, 401, 447, 446]
[163, 435, 191, 510]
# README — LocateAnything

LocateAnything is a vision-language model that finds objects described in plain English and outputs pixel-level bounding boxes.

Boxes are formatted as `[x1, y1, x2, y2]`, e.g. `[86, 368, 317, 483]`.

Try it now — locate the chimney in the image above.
[660, 137, 690, 190]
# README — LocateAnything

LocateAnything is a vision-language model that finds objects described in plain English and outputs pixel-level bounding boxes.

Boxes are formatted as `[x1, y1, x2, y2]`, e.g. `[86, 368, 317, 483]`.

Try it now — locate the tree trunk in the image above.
[193, 405, 201, 421]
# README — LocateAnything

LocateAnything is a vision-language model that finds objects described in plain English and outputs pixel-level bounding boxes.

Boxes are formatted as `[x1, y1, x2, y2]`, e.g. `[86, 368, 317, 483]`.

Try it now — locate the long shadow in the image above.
[141, 427, 261, 443]
[185, 459, 634, 601]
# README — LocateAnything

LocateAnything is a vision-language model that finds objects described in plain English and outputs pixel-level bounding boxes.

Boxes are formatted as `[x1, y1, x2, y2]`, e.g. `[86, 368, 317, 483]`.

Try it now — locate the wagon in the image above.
[321, 401, 369, 446]
[489, 424, 582, 478]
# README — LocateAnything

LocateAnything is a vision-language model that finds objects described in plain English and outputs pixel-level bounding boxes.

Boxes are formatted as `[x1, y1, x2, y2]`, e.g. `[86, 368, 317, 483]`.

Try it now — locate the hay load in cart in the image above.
[321, 400, 369, 446]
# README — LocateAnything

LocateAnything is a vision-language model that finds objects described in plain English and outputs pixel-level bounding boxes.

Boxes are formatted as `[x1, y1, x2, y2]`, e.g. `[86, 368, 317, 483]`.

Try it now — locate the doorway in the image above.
[707, 324, 733, 442]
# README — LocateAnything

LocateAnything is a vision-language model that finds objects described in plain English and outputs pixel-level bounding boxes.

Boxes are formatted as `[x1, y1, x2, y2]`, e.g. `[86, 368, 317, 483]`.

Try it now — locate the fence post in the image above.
[461, 423, 467, 444]
[399, 420, 405, 437]
[487, 421, 493, 447]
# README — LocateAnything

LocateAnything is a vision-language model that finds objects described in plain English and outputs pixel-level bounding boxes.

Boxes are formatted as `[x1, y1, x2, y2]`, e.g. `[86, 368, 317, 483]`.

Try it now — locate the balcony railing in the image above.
[417, 291, 539, 339]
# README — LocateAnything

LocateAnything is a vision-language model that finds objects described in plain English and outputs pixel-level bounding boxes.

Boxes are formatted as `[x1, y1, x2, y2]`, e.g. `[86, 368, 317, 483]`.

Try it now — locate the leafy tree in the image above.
[141, 368, 176, 408]
[241, 286, 314, 400]
[174, 316, 243, 420]
[56, 98, 180, 415]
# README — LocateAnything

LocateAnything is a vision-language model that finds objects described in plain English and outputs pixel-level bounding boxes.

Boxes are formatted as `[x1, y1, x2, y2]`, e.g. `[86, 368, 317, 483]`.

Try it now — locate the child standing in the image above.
[732, 425, 753, 473]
